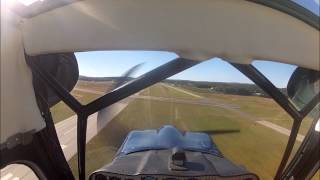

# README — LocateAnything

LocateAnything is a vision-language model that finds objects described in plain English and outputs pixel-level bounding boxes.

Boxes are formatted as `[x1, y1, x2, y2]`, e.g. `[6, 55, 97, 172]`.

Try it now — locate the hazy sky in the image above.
[75, 51, 297, 88]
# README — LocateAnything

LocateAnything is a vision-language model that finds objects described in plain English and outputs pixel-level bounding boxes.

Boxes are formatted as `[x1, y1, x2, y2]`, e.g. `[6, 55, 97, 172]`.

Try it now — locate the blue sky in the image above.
[292, 0, 319, 15]
[75, 51, 297, 88]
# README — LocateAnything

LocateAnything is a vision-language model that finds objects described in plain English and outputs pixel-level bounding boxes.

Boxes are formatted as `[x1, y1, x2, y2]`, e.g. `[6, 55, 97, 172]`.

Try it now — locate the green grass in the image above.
[140, 83, 198, 99]
[179, 85, 314, 135]
[76, 80, 114, 92]
[69, 98, 292, 180]
[50, 101, 74, 124]
[50, 90, 100, 124]
[312, 170, 319, 180]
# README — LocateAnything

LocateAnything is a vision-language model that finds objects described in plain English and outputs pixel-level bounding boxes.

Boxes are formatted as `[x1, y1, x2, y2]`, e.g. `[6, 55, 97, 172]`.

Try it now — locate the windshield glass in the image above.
[291, 0, 320, 15]
[44, 51, 318, 180]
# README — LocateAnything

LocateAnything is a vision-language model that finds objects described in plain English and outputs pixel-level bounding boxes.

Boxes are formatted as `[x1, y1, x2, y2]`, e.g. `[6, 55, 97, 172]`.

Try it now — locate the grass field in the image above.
[140, 83, 198, 99]
[76, 80, 114, 92]
[50, 80, 118, 124]
[66, 83, 311, 180]
[50, 89, 100, 124]
[178, 85, 314, 135]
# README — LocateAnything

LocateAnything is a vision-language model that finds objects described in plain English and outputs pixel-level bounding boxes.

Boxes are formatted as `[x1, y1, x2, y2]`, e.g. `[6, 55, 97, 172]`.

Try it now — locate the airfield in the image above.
[1, 80, 316, 180]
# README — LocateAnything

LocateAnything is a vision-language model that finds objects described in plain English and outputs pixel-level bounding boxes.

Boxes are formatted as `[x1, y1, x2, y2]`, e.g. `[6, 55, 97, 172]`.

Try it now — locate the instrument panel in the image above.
[89, 131, 259, 180]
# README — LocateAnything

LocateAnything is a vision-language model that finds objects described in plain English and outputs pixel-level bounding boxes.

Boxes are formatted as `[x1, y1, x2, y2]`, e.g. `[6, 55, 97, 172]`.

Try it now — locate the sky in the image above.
[292, 0, 320, 15]
[75, 51, 297, 88]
